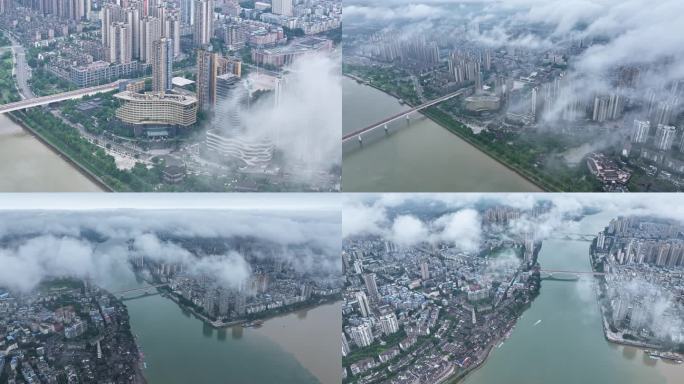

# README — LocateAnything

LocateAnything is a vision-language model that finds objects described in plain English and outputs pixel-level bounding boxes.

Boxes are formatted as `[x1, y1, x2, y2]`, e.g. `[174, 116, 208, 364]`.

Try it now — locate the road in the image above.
[51, 110, 154, 167]
[4, 30, 35, 99]
[410, 75, 425, 103]
[0, 81, 120, 113]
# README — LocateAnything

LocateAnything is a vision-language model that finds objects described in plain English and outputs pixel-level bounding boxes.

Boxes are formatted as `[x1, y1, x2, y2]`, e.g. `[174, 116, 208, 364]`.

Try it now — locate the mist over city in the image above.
[0, 195, 343, 384]
[0, 208, 341, 293]
[1, 0, 684, 382]
[343, 0, 684, 192]
[342, 193, 684, 383]
[240, 53, 342, 181]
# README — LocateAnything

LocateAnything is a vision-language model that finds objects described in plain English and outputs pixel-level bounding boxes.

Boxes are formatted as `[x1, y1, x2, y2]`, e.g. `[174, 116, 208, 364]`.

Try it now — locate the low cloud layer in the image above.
[0, 209, 340, 293]
[342, 197, 483, 252]
[432, 209, 482, 252]
[344, 193, 684, 244]
[391, 215, 429, 247]
[485, 249, 522, 279]
[346, 0, 684, 129]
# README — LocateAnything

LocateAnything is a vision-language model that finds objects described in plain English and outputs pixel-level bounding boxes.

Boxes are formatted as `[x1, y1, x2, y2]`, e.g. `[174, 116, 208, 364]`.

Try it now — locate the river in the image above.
[122, 290, 340, 384]
[342, 77, 542, 192]
[461, 211, 684, 384]
[0, 114, 102, 192]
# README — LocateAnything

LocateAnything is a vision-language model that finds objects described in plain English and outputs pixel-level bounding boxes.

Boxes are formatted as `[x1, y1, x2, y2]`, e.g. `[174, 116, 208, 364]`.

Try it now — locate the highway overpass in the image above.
[0, 81, 121, 114]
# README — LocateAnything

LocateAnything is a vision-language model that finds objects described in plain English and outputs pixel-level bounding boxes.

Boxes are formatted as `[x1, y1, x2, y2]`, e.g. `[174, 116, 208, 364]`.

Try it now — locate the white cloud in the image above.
[432, 209, 482, 252]
[342, 201, 388, 238]
[390, 215, 428, 247]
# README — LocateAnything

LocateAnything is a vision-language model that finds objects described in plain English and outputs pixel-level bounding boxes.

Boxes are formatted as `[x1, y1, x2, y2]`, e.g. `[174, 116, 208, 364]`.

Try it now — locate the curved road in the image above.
[4, 30, 34, 99]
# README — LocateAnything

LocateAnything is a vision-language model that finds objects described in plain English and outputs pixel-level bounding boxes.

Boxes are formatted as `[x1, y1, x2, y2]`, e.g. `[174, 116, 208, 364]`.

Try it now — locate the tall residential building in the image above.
[363, 273, 380, 304]
[63, 0, 87, 20]
[592, 96, 609, 122]
[654, 124, 676, 151]
[164, 12, 181, 57]
[631, 119, 650, 144]
[0, 0, 10, 15]
[349, 323, 374, 348]
[109, 22, 133, 64]
[597, 231, 606, 249]
[379, 313, 399, 335]
[651, 102, 674, 127]
[158, 4, 169, 35]
[101, 5, 111, 46]
[420, 261, 429, 280]
[272, 0, 292, 16]
[140, 17, 162, 63]
[196, 47, 232, 110]
[125, 7, 141, 60]
[524, 238, 535, 264]
[193, 0, 214, 46]
[181, 0, 194, 25]
[592, 92, 623, 122]
[148, 0, 161, 17]
[101, 4, 125, 52]
[342, 333, 350, 357]
[152, 38, 173, 93]
[355, 291, 371, 318]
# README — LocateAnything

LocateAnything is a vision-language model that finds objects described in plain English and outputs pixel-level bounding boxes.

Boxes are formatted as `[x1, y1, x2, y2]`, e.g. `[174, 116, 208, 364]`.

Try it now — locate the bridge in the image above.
[548, 233, 596, 241]
[341, 87, 470, 143]
[540, 269, 605, 275]
[110, 283, 168, 297]
[539, 269, 605, 281]
[0, 81, 121, 114]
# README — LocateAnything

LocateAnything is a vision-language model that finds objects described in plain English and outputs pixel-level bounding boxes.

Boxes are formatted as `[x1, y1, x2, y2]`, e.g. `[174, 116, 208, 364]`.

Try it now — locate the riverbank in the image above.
[124, 288, 331, 384]
[159, 290, 342, 384]
[445, 255, 542, 383]
[7, 111, 111, 191]
[162, 287, 341, 330]
[422, 108, 555, 192]
[445, 338, 496, 384]
[343, 71, 562, 192]
[446, 298, 536, 384]
[594, 274, 681, 354]
[345, 73, 409, 103]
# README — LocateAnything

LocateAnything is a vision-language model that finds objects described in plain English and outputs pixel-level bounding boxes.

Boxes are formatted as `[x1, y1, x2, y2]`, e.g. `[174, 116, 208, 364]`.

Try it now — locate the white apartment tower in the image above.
[193, 0, 214, 46]
[271, 0, 292, 16]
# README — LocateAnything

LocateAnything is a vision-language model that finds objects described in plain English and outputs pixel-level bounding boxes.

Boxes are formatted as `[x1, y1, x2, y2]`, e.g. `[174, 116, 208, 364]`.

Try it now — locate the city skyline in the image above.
[342, 0, 684, 192]
[1, 0, 684, 383]
[342, 193, 684, 384]
[0, 196, 342, 383]
[0, 0, 341, 192]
